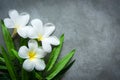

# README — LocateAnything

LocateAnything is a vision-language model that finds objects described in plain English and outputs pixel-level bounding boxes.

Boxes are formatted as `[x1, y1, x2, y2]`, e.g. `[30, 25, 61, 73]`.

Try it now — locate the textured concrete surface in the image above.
[0, 0, 120, 80]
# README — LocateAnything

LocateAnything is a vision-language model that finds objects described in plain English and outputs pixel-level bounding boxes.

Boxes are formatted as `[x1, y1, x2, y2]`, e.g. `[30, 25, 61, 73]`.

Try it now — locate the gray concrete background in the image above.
[0, 0, 120, 80]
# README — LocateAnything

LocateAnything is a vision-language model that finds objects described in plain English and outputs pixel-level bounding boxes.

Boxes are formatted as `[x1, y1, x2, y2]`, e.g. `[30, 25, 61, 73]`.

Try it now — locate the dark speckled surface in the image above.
[0, 0, 120, 80]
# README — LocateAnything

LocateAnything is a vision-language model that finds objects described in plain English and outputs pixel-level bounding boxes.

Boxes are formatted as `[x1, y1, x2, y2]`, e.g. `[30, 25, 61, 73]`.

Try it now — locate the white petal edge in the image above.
[28, 40, 38, 49]
[17, 12, 30, 26]
[43, 23, 55, 37]
[23, 59, 35, 71]
[27, 27, 38, 39]
[35, 48, 46, 58]
[31, 19, 44, 34]
[17, 26, 29, 38]
[42, 40, 52, 53]
[18, 46, 29, 59]
[8, 10, 19, 22]
[34, 59, 46, 71]
[4, 18, 14, 28]
[46, 36, 60, 45]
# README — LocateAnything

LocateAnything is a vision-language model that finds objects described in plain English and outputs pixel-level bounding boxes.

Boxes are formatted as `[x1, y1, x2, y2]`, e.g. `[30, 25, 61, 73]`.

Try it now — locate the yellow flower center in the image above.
[28, 51, 36, 60]
[37, 34, 44, 41]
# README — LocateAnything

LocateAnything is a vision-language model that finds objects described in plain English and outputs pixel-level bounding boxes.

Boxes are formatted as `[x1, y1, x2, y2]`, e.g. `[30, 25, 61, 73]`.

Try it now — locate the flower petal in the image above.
[23, 59, 34, 71]
[18, 46, 29, 59]
[27, 27, 38, 39]
[8, 10, 19, 22]
[35, 48, 46, 58]
[34, 59, 46, 71]
[46, 36, 60, 45]
[31, 19, 44, 34]
[42, 40, 52, 53]
[4, 18, 14, 28]
[17, 26, 30, 38]
[44, 23, 55, 37]
[28, 40, 38, 49]
[17, 12, 30, 26]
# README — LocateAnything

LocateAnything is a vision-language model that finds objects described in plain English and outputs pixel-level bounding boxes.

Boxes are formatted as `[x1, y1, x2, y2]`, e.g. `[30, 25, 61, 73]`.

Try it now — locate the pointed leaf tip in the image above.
[53, 59, 76, 79]
[72, 49, 76, 54]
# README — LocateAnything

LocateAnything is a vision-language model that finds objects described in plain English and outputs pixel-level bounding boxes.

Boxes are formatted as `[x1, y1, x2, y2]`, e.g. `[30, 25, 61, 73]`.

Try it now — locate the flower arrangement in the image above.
[0, 10, 75, 80]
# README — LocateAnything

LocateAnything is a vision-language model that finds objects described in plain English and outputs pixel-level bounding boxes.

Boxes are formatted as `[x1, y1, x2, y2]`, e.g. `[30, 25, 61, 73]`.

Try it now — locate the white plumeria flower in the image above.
[18, 40, 46, 71]
[28, 19, 60, 53]
[4, 9, 30, 38]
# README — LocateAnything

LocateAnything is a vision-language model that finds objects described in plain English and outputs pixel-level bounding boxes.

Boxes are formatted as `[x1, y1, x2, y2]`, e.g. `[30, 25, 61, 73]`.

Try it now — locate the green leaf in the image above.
[46, 49, 75, 80]
[21, 69, 28, 80]
[0, 65, 7, 70]
[53, 60, 75, 80]
[21, 69, 36, 80]
[46, 34, 64, 71]
[0, 46, 17, 80]
[0, 20, 15, 59]
[35, 72, 43, 80]
[0, 57, 5, 63]
[11, 49, 22, 63]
